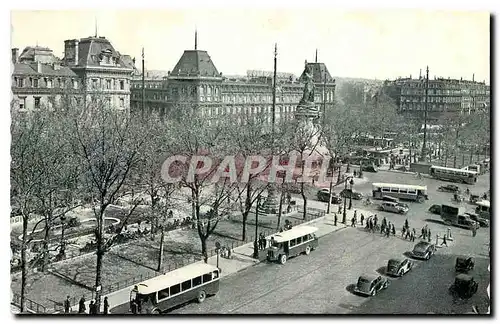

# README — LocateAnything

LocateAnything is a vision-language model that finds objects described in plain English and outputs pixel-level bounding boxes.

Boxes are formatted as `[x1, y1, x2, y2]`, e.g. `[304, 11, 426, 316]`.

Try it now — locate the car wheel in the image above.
[305, 246, 311, 255]
[279, 254, 287, 265]
[371, 289, 376, 296]
[197, 290, 207, 303]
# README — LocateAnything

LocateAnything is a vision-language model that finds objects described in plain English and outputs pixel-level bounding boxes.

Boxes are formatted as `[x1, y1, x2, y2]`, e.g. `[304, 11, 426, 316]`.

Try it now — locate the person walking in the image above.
[78, 296, 86, 314]
[385, 225, 390, 238]
[391, 224, 396, 236]
[103, 297, 109, 315]
[405, 227, 411, 240]
[360, 214, 365, 226]
[401, 226, 406, 239]
[373, 214, 378, 227]
[472, 226, 477, 237]
[427, 228, 432, 242]
[419, 227, 425, 239]
[88, 301, 96, 315]
[351, 216, 356, 227]
[410, 229, 415, 242]
[404, 219, 409, 230]
[441, 234, 448, 247]
[130, 299, 138, 314]
[380, 222, 385, 234]
[334, 213, 338, 226]
[64, 296, 72, 314]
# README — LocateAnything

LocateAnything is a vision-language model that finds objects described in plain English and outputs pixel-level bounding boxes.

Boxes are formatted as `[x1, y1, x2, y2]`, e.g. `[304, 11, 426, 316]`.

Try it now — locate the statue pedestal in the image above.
[257, 185, 280, 215]
[294, 102, 320, 120]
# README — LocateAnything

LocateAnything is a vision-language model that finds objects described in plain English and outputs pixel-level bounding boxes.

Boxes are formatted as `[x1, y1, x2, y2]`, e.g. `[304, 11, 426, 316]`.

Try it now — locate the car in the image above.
[438, 184, 460, 193]
[339, 189, 363, 200]
[428, 204, 442, 215]
[316, 189, 342, 204]
[362, 164, 378, 172]
[455, 256, 475, 273]
[465, 213, 489, 227]
[411, 241, 436, 260]
[354, 274, 390, 297]
[379, 201, 409, 214]
[449, 274, 478, 299]
[386, 258, 413, 277]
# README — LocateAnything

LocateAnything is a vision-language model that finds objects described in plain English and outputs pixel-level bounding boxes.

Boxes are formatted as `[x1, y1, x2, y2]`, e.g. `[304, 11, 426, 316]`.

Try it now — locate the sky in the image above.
[10, 9, 490, 83]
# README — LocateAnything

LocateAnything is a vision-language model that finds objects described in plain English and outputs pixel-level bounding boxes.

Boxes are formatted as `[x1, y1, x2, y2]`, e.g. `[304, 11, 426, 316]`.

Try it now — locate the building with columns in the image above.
[130, 39, 336, 124]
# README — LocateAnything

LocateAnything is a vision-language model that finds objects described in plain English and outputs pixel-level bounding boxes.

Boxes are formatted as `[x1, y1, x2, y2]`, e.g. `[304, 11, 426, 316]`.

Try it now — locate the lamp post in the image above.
[342, 180, 347, 224]
[253, 195, 262, 259]
[348, 178, 354, 210]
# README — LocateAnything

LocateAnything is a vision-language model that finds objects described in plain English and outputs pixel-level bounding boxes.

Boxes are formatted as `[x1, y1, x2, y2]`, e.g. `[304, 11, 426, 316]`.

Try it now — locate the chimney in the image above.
[37, 61, 42, 73]
[64, 39, 79, 65]
[11, 48, 19, 64]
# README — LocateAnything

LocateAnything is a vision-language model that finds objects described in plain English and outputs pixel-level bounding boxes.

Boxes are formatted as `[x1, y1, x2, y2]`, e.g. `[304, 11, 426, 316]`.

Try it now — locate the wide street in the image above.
[164, 169, 490, 314]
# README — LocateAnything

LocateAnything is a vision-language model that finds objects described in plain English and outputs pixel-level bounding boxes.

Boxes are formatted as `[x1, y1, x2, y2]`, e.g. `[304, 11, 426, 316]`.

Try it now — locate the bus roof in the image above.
[476, 200, 490, 208]
[273, 225, 318, 243]
[136, 262, 219, 295]
[430, 165, 478, 175]
[372, 183, 427, 190]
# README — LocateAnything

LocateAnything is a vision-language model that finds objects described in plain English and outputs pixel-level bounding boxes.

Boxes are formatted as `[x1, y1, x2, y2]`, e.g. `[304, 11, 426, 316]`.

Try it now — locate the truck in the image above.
[440, 204, 479, 229]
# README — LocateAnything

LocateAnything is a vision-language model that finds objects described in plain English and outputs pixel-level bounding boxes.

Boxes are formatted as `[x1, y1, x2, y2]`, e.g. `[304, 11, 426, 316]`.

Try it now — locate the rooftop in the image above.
[74, 36, 132, 69]
[299, 62, 335, 84]
[169, 50, 221, 78]
[13, 62, 78, 77]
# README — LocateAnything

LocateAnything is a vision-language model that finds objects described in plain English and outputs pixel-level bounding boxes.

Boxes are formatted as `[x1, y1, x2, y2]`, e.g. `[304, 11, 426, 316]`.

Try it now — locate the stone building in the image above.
[130, 43, 336, 124]
[11, 35, 134, 112]
[383, 75, 490, 122]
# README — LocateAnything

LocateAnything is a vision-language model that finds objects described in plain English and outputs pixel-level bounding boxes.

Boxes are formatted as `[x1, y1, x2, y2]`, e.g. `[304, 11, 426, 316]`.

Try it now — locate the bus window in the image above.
[382, 188, 390, 192]
[158, 287, 169, 301]
[213, 270, 219, 279]
[408, 190, 416, 194]
[400, 189, 408, 193]
[390, 188, 398, 193]
[296, 237, 302, 244]
[202, 273, 212, 283]
[181, 280, 192, 291]
[290, 239, 296, 247]
[302, 235, 309, 242]
[170, 284, 181, 296]
[193, 276, 202, 287]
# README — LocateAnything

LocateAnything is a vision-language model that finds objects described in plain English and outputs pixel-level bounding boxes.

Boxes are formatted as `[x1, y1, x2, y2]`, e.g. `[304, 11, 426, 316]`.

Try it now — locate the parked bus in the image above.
[475, 200, 490, 219]
[429, 165, 477, 184]
[372, 183, 428, 203]
[267, 225, 318, 265]
[128, 263, 220, 314]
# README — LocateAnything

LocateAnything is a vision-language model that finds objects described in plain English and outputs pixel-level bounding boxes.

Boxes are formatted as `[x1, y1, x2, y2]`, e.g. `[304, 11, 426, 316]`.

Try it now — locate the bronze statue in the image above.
[299, 64, 315, 105]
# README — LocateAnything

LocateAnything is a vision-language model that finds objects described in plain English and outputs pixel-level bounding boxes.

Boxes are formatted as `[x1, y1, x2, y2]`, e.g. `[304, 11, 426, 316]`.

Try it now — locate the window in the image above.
[296, 237, 302, 245]
[193, 276, 202, 287]
[120, 98, 125, 108]
[92, 79, 98, 89]
[16, 78, 24, 87]
[382, 188, 390, 192]
[213, 270, 219, 279]
[73, 80, 78, 89]
[34, 97, 41, 109]
[390, 188, 399, 193]
[33, 78, 39, 88]
[120, 80, 124, 90]
[400, 189, 408, 194]
[158, 287, 169, 300]
[19, 97, 26, 109]
[302, 235, 309, 242]
[106, 79, 111, 89]
[290, 239, 296, 247]
[181, 280, 192, 291]
[170, 284, 181, 296]
[45, 78, 52, 88]
[203, 273, 212, 283]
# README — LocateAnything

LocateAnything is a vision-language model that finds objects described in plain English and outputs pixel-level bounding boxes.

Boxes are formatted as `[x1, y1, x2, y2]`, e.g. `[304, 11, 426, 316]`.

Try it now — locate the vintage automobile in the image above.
[438, 184, 461, 193]
[411, 241, 436, 260]
[428, 204, 442, 215]
[469, 194, 481, 204]
[354, 274, 390, 297]
[362, 164, 378, 173]
[450, 274, 478, 299]
[340, 189, 363, 200]
[379, 201, 409, 214]
[465, 213, 489, 227]
[316, 188, 342, 204]
[455, 256, 475, 273]
[386, 258, 413, 277]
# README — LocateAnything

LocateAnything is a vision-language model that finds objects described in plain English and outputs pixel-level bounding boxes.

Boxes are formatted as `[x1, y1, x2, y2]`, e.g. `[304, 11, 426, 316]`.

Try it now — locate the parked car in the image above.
[340, 189, 363, 200]
[411, 241, 436, 260]
[362, 164, 378, 172]
[354, 274, 390, 296]
[379, 201, 409, 214]
[469, 194, 481, 204]
[455, 256, 475, 273]
[465, 213, 489, 227]
[428, 204, 442, 215]
[450, 274, 478, 299]
[316, 188, 342, 204]
[438, 184, 461, 193]
[386, 258, 413, 277]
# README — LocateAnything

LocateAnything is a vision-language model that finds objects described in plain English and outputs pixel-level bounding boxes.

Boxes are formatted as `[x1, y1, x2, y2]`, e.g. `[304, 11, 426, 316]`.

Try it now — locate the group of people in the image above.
[67, 296, 109, 315]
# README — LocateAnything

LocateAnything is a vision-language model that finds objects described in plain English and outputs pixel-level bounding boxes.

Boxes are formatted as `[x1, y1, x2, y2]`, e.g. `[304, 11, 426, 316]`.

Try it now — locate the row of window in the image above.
[13, 77, 78, 89]
[203, 105, 297, 116]
[432, 169, 474, 177]
[91, 78, 126, 90]
[289, 234, 313, 248]
[380, 188, 417, 194]
[157, 271, 219, 302]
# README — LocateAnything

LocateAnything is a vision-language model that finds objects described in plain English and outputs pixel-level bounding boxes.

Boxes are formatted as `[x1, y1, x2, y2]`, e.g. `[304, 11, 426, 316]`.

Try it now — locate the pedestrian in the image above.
[354, 210, 357, 220]
[380, 222, 385, 234]
[373, 214, 378, 227]
[419, 227, 425, 239]
[405, 219, 409, 230]
[88, 300, 96, 315]
[405, 227, 410, 240]
[130, 299, 137, 314]
[334, 213, 338, 226]
[427, 228, 432, 242]
[78, 296, 86, 314]
[472, 226, 477, 237]
[351, 216, 356, 227]
[385, 226, 390, 238]
[103, 297, 109, 315]
[391, 224, 396, 236]
[369, 219, 374, 233]
[441, 235, 448, 247]
[360, 214, 364, 225]
[286, 192, 291, 204]
[64, 296, 71, 314]
[411, 228, 416, 242]
[338, 204, 342, 214]
[401, 226, 406, 238]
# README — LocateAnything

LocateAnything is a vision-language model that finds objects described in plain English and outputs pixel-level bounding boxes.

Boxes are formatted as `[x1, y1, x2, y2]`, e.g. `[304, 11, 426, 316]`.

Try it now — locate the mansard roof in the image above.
[13, 62, 78, 77]
[76, 36, 131, 69]
[169, 50, 220, 78]
[299, 62, 334, 84]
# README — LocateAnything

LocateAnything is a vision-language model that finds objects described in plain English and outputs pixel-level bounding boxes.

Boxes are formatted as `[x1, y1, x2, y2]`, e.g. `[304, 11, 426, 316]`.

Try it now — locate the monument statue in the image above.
[299, 64, 315, 105]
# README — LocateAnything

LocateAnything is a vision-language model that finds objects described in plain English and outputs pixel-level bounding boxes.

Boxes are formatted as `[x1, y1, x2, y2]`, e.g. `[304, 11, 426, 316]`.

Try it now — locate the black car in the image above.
[438, 185, 460, 193]
[428, 204, 441, 215]
[354, 274, 390, 296]
[316, 189, 342, 204]
[455, 256, 475, 273]
[465, 213, 489, 227]
[340, 189, 363, 200]
[411, 241, 436, 260]
[450, 274, 478, 299]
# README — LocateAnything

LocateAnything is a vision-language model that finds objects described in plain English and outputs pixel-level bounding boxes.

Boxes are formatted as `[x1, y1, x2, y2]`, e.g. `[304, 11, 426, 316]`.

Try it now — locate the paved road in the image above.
[167, 223, 489, 314]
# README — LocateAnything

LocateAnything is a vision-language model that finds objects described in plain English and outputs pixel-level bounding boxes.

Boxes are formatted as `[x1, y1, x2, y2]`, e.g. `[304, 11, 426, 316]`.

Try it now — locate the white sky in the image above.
[10, 7, 490, 83]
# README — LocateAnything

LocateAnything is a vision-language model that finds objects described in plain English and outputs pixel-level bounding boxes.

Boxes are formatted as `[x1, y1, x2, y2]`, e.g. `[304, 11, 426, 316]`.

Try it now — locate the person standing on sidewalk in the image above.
[360, 214, 364, 226]
[78, 296, 86, 314]
[391, 224, 396, 236]
[401, 226, 406, 239]
[334, 212, 338, 226]
[88, 301, 96, 315]
[427, 228, 432, 242]
[472, 225, 477, 237]
[405, 219, 409, 230]
[103, 297, 109, 315]
[64, 296, 71, 314]
[410, 228, 415, 242]
[351, 216, 356, 227]
[441, 235, 448, 247]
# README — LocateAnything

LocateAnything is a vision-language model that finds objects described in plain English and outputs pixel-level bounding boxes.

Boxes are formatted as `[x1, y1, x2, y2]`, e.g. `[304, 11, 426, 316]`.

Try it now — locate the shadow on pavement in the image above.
[345, 283, 357, 295]
[402, 251, 414, 259]
[375, 266, 387, 276]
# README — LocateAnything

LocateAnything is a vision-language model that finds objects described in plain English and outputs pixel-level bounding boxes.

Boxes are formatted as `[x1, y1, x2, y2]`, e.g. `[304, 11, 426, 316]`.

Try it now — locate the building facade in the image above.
[383, 76, 490, 122]
[130, 46, 336, 124]
[11, 36, 134, 112]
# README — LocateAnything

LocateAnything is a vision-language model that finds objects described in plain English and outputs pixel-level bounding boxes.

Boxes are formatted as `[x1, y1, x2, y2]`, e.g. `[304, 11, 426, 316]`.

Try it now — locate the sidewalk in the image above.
[69, 207, 366, 314]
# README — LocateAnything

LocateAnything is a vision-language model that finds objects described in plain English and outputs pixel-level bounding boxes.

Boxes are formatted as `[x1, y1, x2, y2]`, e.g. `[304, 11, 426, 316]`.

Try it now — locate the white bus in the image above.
[475, 200, 490, 219]
[429, 165, 477, 184]
[129, 263, 220, 314]
[267, 226, 319, 264]
[372, 183, 428, 203]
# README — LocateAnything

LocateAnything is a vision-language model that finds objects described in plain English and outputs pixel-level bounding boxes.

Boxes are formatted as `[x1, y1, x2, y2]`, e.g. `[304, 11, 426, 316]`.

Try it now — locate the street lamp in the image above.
[253, 195, 262, 259]
[342, 179, 347, 224]
[348, 178, 354, 210]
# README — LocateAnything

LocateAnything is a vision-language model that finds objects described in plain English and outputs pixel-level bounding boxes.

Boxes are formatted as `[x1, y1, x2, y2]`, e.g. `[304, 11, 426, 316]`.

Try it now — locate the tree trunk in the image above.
[157, 228, 165, 272]
[94, 206, 106, 314]
[241, 182, 252, 241]
[470, 150, 473, 164]
[300, 162, 307, 220]
[41, 221, 51, 272]
[277, 178, 285, 230]
[453, 154, 457, 169]
[20, 215, 28, 313]
[201, 236, 208, 263]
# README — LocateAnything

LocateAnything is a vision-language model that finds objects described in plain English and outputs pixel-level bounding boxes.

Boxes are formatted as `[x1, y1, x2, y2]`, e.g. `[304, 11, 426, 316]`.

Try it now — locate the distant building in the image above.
[130, 39, 336, 124]
[11, 35, 134, 112]
[383, 75, 490, 122]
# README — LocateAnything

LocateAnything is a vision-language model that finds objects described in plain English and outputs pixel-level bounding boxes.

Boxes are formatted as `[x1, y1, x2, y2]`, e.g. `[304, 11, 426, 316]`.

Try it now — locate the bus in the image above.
[128, 263, 220, 314]
[475, 200, 490, 219]
[267, 225, 318, 265]
[372, 183, 428, 203]
[429, 165, 477, 184]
